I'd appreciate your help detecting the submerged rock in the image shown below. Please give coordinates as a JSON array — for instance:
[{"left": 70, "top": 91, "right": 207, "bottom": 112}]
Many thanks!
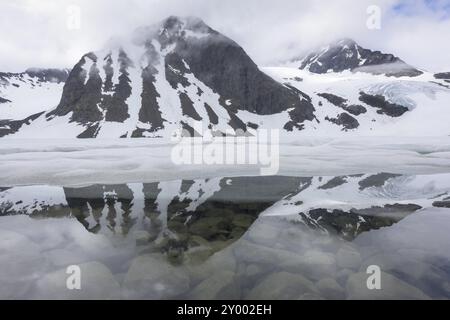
[
  {"left": 123, "top": 254, "right": 190, "bottom": 299},
  {"left": 316, "top": 278, "right": 345, "bottom": 300},
  {"left": 187, "top": 248, "right": 237, "bottom": 285},
  {"left": 132, "top": 230, "right": 154, "bottom": 246},
  {"left": 246, "top": 272, "right": 318, "bottom": 300},
  {"left": 234, "top": 240, "right": 301, "bottom": 267},
  {"left": 0, "top": 230, "right": 48, "bottom": 299},
  {"left": 336, "top": 246, "right": 362, "bottom": 270},
  {"left": 335, "top": 268, "right": 354, "bottom": 286},
  {"left": 188, "top": 216, "right": 232, "bottom": 240},
  {"left": 232, "top": 214, "right": 254, "bottom": 228},
  {"left": 281, "top": 249, "right": 337, "bottom": 281},
  {"left": 44, "top": 248, "right": 89, "bottom": 267},
  {"left": 187, "top": 270, "right": 240, "bottom": 300}
]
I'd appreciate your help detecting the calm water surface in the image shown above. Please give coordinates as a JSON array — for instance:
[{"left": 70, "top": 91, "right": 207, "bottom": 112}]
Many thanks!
[{"left": 1, "top": 174, "right": 450, "bottom": 299}]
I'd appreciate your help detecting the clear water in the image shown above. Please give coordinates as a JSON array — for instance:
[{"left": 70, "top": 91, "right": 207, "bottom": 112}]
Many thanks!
[{"left": 1, "top": 174, "right": 449, "bottom": 299}]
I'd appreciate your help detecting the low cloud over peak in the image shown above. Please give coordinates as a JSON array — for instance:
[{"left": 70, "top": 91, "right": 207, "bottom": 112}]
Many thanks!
[{"left": 0, "top": 0, "right": 449, "bottom": 73}]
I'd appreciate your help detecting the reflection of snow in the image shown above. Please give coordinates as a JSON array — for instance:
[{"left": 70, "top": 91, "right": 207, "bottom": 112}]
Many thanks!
[
  {"left": 0, "top": 185, "right": 67, "bottom": 214},
  {"left": 0, "top": 179, "right": 449, "bottom": 299},
  {"left": 262, "top": 173, "right": 450, "bottom": 217}
]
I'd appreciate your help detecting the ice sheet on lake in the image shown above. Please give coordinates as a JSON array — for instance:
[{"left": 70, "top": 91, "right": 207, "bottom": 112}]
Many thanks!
[{"left": 0, "top": 137, "right": 449, "bottom": 187}]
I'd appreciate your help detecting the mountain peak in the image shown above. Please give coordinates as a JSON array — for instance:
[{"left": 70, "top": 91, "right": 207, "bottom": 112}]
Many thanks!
[
  {"left": 333, "top": 38, "right": 358, "bottom": 47},
  {"left": 298, "top": 39, "right": 422, "bottom": 77},
  {"left": 131, "top": 16, "right": 217, "bottom": 48},
  {"left": 159, "top": 15, "right": 211, "bottom": 35},
  {"left": 161, "top": 15, "right": 207, "bottom": 29},
  {"left": 31, "top": 16, "right": 315, "bottom": 138}
]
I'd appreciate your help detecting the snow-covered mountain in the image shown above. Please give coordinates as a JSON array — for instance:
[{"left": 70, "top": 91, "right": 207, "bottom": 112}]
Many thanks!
[
  {"left": 293, "top": 38, "right": 423, "bottom": 77},
  {"left": 263, "top": 66, "right": 450, "bottom": 136},
  {"left": 265, "top": 40, "right": 450, "bottom": 136},
  {"left": 1, "top": 17, "right": 449, "bottom": 138},
  {"left": 0, "top": 68, "right": 69, "bottom": 137},
  {"left": 1, "top": 16, "right": 314, "bottom": 138}
]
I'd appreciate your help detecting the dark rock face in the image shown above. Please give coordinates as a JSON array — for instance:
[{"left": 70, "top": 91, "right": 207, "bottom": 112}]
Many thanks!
[
  {"left": 318, "top": 93, "right": 366, "bottom": 116},
  {"left": 432, "top": 200, "right": 450, "bottom": 208},
  {"left": 282, "top": 86, "right": 315, "bottom": 131},
  {"left": 165, "top": 52, "right": 192, "bottom": 89},
  {"left": 103, "top": 51, "right": 133, "bottom": 122},
  {"left": 77, "top": 123, "right": 100, "bottom": 138},
  {"left": 0, "top": 112, "right": 44, "bottom": 137},
  {"left": 227, "top": 109, "right": 247, "bottom": 132},
  {"left": 359, "top": 92, "right": 409, "bottom": 117},
  {"left": 137, "top": 63, "right": 165, "bottom": 135},
  {"left": 358, "top": 173, "right": 401, "bottom": 191},
  {"left": 434, "top": 72, "right": 450, "bottom": 80},
  {"left": 38, "top": 16, "right": 316, "bottom": 137},
  {"left": 300, "top": 38, "right": 422, "bottom": 77},
  {"left": 0, "top": 96, "right": 11, "bottom": 104},
  {"left": 326, "top": 113, "right": 359, "bottom": 130},
  {"left": 50, "top": 50, "right": 136, "bottom": 131},
  {"left": 103, "top": 55, "right": 114, "bottom": 92},
  {"left": 204, "top": 103, "right": 218, "bottom": 125},
  {"left": 158, "top": 18, "right": 315, "bottom": 129},
  {"left": 318, "top": 176, "right": 348, "bottom": 190},
  {"left": 146, "top": 16, "right": 315, "bottom": 132},
  {"left": 49, "top": 53, "right": 103, "bottom": 124},
  {"left": 179, "top": 92, "right": 202, "bottom": 121},
  {"left": 247, "top": 122, "right": 258, "bottom": 130},
  {"left": 344, "top": 104, "right": 367, "bottom": 116},
  {"left": 318, "top": 92, "right": 347, "bottom": 106},
  {"left": 179, "top": 37, "right": 311, "bottom": 116}
]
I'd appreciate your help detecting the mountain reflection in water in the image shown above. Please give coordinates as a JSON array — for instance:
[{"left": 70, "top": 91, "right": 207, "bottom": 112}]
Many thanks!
[
  {"left": 2, "top": 175, "right": 424, "bottom": 260},
  {"left": 1, "top": 173, "right": 450, "bottom": 299}
]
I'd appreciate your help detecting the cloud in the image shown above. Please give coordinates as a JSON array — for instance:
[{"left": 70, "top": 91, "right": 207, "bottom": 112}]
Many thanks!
[{"left": 0, "top": 0, "right": 449, "bottom": 73}]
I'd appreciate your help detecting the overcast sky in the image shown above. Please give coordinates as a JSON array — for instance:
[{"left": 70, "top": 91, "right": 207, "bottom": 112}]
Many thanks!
[{"left": 1, "top": 0, "right": 449, "bottom": 73}]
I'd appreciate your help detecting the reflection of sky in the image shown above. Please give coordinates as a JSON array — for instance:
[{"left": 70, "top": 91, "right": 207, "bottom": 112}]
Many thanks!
[{"left": 393, "top": 0, "right": 450, "bottom": 19}]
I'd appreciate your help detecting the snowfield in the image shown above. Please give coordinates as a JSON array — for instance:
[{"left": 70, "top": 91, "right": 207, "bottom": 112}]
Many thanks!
[
  {"left": 0, "top": 73, "right": 64, "bottom": 120},
  {"left": 2, "top": 65, "right": 450, "bottom": 138},
  {"left": 263, "top": 67, "right": 450, "bottom": 136}
]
